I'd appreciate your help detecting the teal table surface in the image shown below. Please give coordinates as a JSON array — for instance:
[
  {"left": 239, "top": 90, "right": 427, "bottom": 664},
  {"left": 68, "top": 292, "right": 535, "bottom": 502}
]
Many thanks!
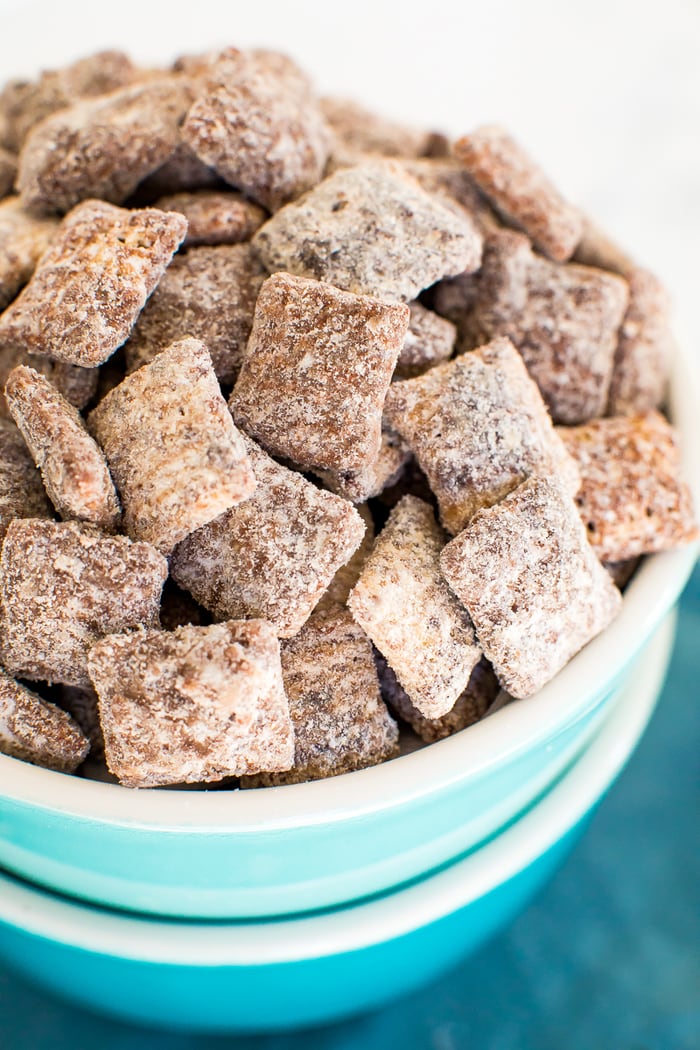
[{"left": 1, "top": 564, "right": 698, "bottom": 1050}]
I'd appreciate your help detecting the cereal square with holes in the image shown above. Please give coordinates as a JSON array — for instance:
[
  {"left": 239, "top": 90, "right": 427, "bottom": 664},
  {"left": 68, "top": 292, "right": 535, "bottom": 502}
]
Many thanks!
[
  {"left": 182, "top": 48, "right": 330, "bottom": 212},
  {"left": 170, "top": 436, "right": 366, "bottom": 638},
  {"left": 252, "top": 160, "right": 483, "bottom": 302},
  {"left": 348, "top": 495, "right": 482, "bottom": 719},
  {"left": 5, "top": 365, "right": 121, "bottom": 530},
  {"left": 0, "top": 671, "right": 90, "bottom": 772},
  {"left": 0, "top": 200, "right": 187, "bottom": 368},
  {"left": 231, "top": 272, "right": 409, "bottom": 472},
  {"left": 88, "top": 620, "right": 294, "bottom": 788},
  {"left": 89, "top": 338, "right": 255, "bottom": 554},
  {"left": 124, "top": 244, "right": 266, "bottom": 385},
  {"left": 559, "top": 411, "right": 698, "bottom": 562},
  {"left": 384, "top": 336, "right": 579, "bottom": 535},
  {"left": 454, "top": 125, "right": 583, "bottom": 262},
  {"left": 377, "top": 653, "right": 499, "bottom": 743},
  {"left": 440, "top": 476, "right": 622, "bottom": 699},
  {"left": 17, "top": 77, "right": 193, "bottom": 214},
  {"left": 242, "top": 607, "right": 399, "bottom": 786},
  {"left": 455, "top": 229, "right": 630, "bottom": 424},
  {"left": 0, "top": 519, "right": 168, "bottom": 687}
]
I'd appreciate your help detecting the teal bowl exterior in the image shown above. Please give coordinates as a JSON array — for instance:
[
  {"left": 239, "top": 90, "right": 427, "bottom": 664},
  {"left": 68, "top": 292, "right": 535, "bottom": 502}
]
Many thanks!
[{"left": 0, "top": 616, "right": 674, "bottom": 1032}]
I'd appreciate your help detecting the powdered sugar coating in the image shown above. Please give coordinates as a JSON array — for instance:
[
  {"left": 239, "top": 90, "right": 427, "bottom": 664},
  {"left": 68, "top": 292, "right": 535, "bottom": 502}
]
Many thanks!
[
  {"left": 17, "top": 77, "right": 193, "bottom": 214},
  {"left": 399, "top": 157, "right": 502, "bottom": 235},
  {"left": 454, "top": 125, "right": 583, "bottom": 262},
  {"left": 5, "top": 365, "right": 120, "bottom": 529},
  {"left": 0, "top": 671, "right": 89, "bottom": 772},
  {"left": 124, "top": 245, "right": 266, "bottom": 385},
  {"left": 0, "top": 51, "right": 138, "bottom": 154},
  {"left": 231, "top": 272, "right": 409, "bottom": 472},
  {"left": 182, "top": 49, "right": 330, "bottom": 212},
  {"left": 348, "top": 495, "right": 482, "bottom": 719},
  {"left": 0, "top": 519, "right": 168, "bottom": 687},
  {"left": 154, "top": 190, "right": 266, "bottom": 247},
  {"left": 0, "top": 197, "right": 58, "bottom": 310},
  {"left": 559, "top": 412, "right": 699, "bottom": 561},
  {"left": 0, "top": 200, "right": 187, "bottom": 368},
  {"left": 440, "top": 476, "right": 622, "bottom": 699},
  {"left": 0, "top": 345, "right": 96, "bottom": 419},
  {"left": 0, "top": 418, "right": 52, "bottom": 538},
  {"left": 317, "top": 503, "right": 374, "bottom": 611},
  {"left": 608, "top": 268, "right": 673, "bottom": 415},
  {"left": 242, "top": 607, "right": 398, "bottom": 786},
  {"left": 171, "top": 436, "right": 366, "bottom": 638},
  {"left": 455, "top": 230, "right": 629, "bottom": 424},
  {"left": 312, "top": 425, "right": 410, "bottom": 503},
  {"left": 377, "top": 653, "right": 499, "bottom": 743},
  {"left": 89, "top": 338, "right": 255, "bottom": 554},
  {"left": 88, "top": 619, "right": 294, "bottom": 788},
  {"left": 396, "top": 301, "right": 456, "bottom": 380},
  {"left": 384, "top": 337, "right": 580, "bottom": 535},
  {"left": 252, "top": 161, "right": 483, "bottom": 302}
]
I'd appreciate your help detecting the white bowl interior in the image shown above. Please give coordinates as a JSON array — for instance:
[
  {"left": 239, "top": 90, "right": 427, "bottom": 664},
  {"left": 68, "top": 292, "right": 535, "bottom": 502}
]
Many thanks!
[{"left": 0, "top": 611, "right": 676, "bottom": 963}]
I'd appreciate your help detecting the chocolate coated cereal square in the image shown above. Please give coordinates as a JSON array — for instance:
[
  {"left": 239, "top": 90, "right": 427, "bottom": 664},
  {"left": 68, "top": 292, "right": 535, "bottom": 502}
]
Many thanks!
[
  {"left": 348, "top": 495, "right": 482, "bottom": 718},
  {"left": 0, "top": 671, "right": 89, "bottom": 772},
  {"left": 0, "top": 200, "right": 187, "bottom": 368},
  {"left": 0, "top": 518, "right": 168, "bottom": 687},
  {"left": 440, "top": 476, "right": 622, "bottom": 698},
  {"left": 88, "top": 619, "right": 294, "bottom": 788},
  {"left": 89, "top": 337, "right": 255, "bottom": 553}
]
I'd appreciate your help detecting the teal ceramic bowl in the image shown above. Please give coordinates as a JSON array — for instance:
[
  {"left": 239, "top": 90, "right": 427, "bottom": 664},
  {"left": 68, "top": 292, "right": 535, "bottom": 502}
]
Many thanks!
[
  {"left": 0, "top": 613, "right": 675, "bottom": 1032},
  {"left": 0, "top": 352, "right": 697, "bottom": 920}
]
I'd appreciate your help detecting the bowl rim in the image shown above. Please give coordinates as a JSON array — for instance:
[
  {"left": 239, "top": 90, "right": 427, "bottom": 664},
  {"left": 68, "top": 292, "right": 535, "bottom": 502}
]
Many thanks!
[
  {"left": 0, "top": 348, "right": 697, "bottom": 831},
  {"left": 0, "top": 611, "right": 675, "bottom": 963}
]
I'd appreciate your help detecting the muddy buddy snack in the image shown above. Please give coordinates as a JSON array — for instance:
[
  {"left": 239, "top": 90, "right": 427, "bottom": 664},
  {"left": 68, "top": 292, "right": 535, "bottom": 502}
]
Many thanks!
[
  {"left": 182, "top": 48, "right": 330, "bottom": 212},
  {"left": 395, "top": 302, "right": 457, "bottom": 381},
  {"left": 0, "top": 418, "right": 52, "bottom": 538},
  {"left": 348, "top": 496, "right": 482, "bottom": 718},
  {"left": 154, "top": 190, "right": 266, "bottom": 247},
  {"left": 88, "top": 619, "right": 293, "bottom": 788},
  {"left": 243, "top": 607, "right": 399, "bottom": 786},
  {"left": 0, "top": 671, "right": 90, "bottom": 772},
  {"left": 0, "top": 197, "right": 58, "bottom": 310},
  {"left": 171, "top": 436, "right": 366, "bottom": 636},
  {"left": 231, "top": 272, "right": 409, "bottom": 472},
  {"left": 454, "top": 125, "right": 583, "bottom": 261},
  {"left": 89, "top": 338, "right": 255, "bottom": 553},
  {"left": 446, "top": 229, "right": 630, "bottom": 424},
  {"left": 384, "top": 337, "right": 579, "bottom": 535},
  {"left": 559, "top": 412, "right": 699, "bottom": 562},
  {"left": 0, "top": 43, "right": 696, "bottom": 788},
  {"left": 252, "top": 161, "right": 483, "bottom": 301},
  {"left": 0, "top": 519, "right": 167, "bottom": 687},
  {"left": 0, "top": 200, "right": 186, "bottom": 367},
  {"left": 377, "top": 654, "right": 500, "bottom": 743},
  {"left": 0, "top": 50, "right": 138, "bottom": 154},
  {"left": 17, "top": 78, "right": 193, "bottom": 215},
  {"left": 440, "top": 477, "right": 622, "bottom": 699},
  {"left": 5, "top": 365, "right": 121, "bottom": 530},
  {"left": 124, "top": 245, "right": 266, "bottom": 384}
]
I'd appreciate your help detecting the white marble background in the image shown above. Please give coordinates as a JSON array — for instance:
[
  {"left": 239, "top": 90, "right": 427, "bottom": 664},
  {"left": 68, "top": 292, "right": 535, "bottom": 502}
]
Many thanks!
[{"left": 1, "top": 0, "right": 699, "bottom": 358}]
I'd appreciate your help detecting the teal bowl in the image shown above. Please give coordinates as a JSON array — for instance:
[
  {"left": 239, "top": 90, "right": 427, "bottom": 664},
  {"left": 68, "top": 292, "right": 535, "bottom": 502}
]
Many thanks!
[{"left": 0, "top": 614, "right": 674, "bottom": 1032}]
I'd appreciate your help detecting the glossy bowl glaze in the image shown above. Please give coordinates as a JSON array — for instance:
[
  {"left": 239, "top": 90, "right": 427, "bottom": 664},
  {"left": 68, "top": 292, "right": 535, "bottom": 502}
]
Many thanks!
[
  {"left": 0, "top": 349, "right": 697, "bottom": 919},
  {"left": 0, "top": 613, "right": 675, "bottom": 1032}
]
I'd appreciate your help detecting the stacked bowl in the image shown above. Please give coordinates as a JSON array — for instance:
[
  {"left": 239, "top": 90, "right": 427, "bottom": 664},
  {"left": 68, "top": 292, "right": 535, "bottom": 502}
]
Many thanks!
[{"left": 0, "top": 345, "right": 697, "bottom": 1031}]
